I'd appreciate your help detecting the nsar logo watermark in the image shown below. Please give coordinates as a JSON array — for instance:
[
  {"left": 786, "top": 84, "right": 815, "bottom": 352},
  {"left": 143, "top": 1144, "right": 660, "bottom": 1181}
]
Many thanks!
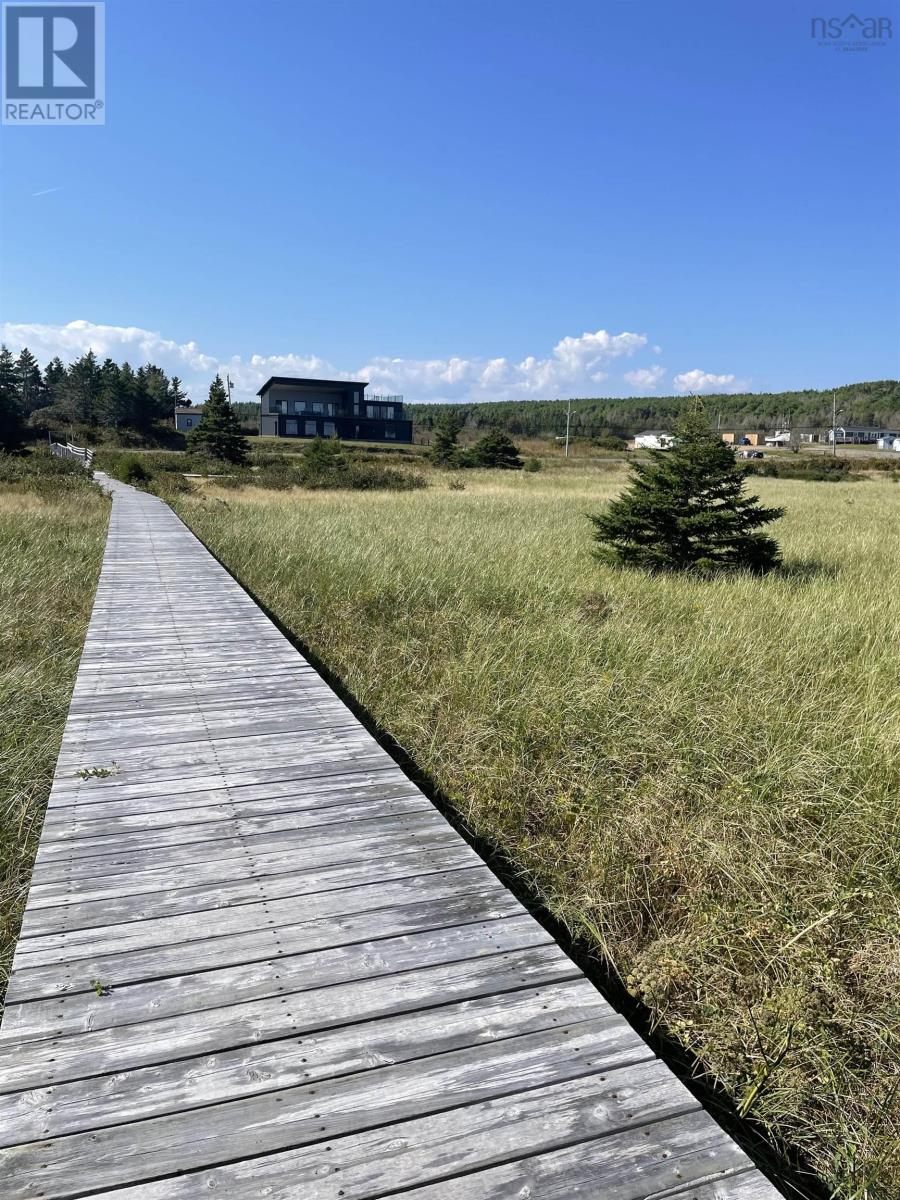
[
  {"left": 810, "top": 13, "right": 893, "bottom": 49},
  {"left": 3, "top": 3, "right": 104, "bottom": 125}
]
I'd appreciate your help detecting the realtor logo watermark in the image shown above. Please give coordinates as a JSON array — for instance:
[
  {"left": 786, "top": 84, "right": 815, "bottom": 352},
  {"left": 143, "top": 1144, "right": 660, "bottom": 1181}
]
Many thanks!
[
  {"left": 810, "top": 13, "right": 893, "bottom": 49},
  {"left": 3, "top": 3, "right": 104, "bottom": 124}
]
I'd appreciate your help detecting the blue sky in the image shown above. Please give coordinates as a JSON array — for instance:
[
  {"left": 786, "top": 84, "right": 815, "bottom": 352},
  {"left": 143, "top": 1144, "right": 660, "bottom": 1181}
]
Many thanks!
[{"left": 1, "top": 0, "right": 898, "bottom": 402}]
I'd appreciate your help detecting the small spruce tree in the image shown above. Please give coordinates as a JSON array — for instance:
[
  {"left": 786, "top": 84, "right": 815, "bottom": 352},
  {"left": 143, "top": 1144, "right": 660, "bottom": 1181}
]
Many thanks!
[
  {"left": 471, "top": 428, "right": 524, "bottom": 470},
  {"left": 431, "top": 409, "right": 463, "bottom": 466},
  {"left": 590, "top": 409, "right": 784, "bottom": 573},
  {"left": 188, "top": 375, "right": 249, "bottom": 465}
]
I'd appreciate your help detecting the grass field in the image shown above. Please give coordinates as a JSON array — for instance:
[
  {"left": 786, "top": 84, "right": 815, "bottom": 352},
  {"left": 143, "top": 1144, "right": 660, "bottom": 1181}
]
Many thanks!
[
  {"left": 173, "top": 465, "right": 899, "bottom": 1200},
  {"left": 0, "top": 461, "right": 109, "bottom": 1006}
]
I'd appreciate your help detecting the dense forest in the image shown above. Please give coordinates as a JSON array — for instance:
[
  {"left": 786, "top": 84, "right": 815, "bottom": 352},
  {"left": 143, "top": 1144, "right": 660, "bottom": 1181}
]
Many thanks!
[
  {"left": 0, "top": 346, "right": 260, "bottom": 450},
  {"left": 408, "top": 379, "right": 900, "bottom": 439}
]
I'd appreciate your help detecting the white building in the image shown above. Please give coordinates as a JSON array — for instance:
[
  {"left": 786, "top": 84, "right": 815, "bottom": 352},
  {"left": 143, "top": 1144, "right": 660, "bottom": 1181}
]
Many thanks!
[
  {"left": 633, "top": 431, "right": 676, "bottom": 450},
  {"left": 764, "top": 430, "right": 792, "bottom": 446},
  {"left": 874, "top": 432, "right": 900, "bottom": 450},
  {"left": 827, "top": 427, "right": 891, "bottom": 445}
]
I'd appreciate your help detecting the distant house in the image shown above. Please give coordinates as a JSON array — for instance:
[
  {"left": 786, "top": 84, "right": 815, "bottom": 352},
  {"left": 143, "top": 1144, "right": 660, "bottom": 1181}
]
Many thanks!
[
  {"left": 827, "top": 427, "right": 892, "bottom": 445},
  {"left": 175, "top": 406, "right": 203, "bottom": 432},
  {"left": 257, "top": 377, "right": 413, "bottom": 443},
  {"left": 764, "top": 430, "right": 792, "bottom": 447},
  {"left": 875, "top": 432, "right": 900, "bottom": 450},
  {"left": 633, "top": 431, "right": 675, "bottom": 450}
]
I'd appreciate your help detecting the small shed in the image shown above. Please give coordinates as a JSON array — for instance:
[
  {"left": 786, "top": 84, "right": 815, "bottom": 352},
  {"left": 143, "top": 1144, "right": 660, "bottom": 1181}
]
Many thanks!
[{"left": 175, "top": 407, "right": 203, "bottom": 432}]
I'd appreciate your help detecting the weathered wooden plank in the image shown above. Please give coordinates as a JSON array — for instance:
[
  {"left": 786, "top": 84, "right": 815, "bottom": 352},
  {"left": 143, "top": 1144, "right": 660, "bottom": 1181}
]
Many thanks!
[
  {"left": 0, "top": 977, "right": 603, "bottom": 1142},
  {"left": 374, "top": 1110, "right": 760, "bottom": 1200},
  {"left": 21, "top": 827, "right": 467, "bottom": 931},
  {"left": 23, "top": 812, "right": 455, "bottom": 908},
  {"left": 6, "top": 882, "right": 523, "bottom": 1003},
  {"left": 45, "top": 748, "right": 397, "bottom": 809},
  {"left": 33, "top": 793, "right": 434, "bottom": 870},
  {"left": 28, "top": 808, "right": 443, "bottom": 886},
  {"left": 0, "top": 1019, "right": 650, "bottom": 1198},
  {"left": 82, "top": 1063, "right": 706, "bottom": 1200},
  {"left": 11, "top": 864, "right": 497, "bottom": 970},
  {"left": 39, "top": 764, "right": 403, "bottom": 826},
  {"left": 2, "top": 913, "right": 550, "bottom": 1042},
  {"left": 37, "top": 776, "right": 425, "bottom": 845},
  {"left": 19, "top": 839, "right": 477, "bottom": 937}
]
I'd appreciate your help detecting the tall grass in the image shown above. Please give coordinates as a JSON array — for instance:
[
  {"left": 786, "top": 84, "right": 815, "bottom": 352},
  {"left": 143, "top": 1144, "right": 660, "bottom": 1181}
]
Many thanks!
[
  {"left": 175, "top": 468, "right": 899, "bottom": 1200},
  {"left": 0, "top": 462, "right": 109, "bottom": 1007}
]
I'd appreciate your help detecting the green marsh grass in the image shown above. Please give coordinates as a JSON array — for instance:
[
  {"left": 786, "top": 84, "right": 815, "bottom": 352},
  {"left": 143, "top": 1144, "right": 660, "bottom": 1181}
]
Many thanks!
[
  {"left": 174, "top": 467, "right": 899, "bottom": 1199},
  {"left": 0, "top": 468, "right": 109, "bottom": 1007}
]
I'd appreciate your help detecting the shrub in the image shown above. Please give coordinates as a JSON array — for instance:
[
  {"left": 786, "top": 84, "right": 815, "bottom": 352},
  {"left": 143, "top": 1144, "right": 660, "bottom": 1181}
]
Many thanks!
[
  {"left": 0, "top": 449, "right": 98, "bottom": 496},
  {"left": 119, "top": 455, "right": 151, "bottom": 485},
  {"left": 253, "top": 464, "right": 298, "bottom": 490},
  {"left": 523, "top": 457, "right": 542, "bottom": 472},
  {"left": 746, "top": 458, "right": 854, "bottom": 482},
  {"left": 469, "top": 429, "right": 524, "bottom": 470},
  {"left": 593, "top": 433, "right": 628, "bottom": 452}
]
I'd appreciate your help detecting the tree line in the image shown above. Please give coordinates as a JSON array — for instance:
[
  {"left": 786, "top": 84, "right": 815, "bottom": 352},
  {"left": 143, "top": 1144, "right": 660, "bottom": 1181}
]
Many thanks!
[
  {"left": 0, "top": 345, "right": 191, "bottom": 450},
  {"left": 408, "top": 379, "right": 900, "bottom": 440}
]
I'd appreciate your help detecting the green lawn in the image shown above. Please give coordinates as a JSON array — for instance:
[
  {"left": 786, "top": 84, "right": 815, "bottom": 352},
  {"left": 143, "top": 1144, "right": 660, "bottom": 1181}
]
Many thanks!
[{"left": 174, "top": 466, "right": 900, "bottom": 1200}]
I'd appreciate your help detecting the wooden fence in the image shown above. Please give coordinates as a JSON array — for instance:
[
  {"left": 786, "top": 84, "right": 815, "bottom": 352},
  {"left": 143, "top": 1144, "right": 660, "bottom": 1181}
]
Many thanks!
[{"left": 50, "top": 441, "right": 95, "bottom": 469}]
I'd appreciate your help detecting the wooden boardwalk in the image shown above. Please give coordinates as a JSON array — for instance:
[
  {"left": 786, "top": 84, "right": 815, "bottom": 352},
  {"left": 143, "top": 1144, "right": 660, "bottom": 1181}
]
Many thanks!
[{"left": 0, "top": 477, "right": 782, "bottom": 1199}]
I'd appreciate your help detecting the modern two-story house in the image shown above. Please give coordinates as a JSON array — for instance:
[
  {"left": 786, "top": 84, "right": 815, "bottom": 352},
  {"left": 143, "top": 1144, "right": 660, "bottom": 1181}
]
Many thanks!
[{"left": 257, "top": 377, "right": 413, "bottom": 443}]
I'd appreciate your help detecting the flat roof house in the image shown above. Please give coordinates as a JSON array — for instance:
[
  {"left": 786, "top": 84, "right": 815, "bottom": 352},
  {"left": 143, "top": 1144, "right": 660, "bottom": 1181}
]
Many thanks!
[
  {"left": 257, "top": 377, "right": 413, "bottom": 444},
  {"left": 175, "top": 406, "right": 203, "bottom": 432}
]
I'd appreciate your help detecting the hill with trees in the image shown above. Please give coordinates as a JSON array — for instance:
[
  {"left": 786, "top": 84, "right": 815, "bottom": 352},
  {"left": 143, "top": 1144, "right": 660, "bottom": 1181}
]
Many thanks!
[{"left": 408, "top": 379, "right": 900, "bottom": 440}]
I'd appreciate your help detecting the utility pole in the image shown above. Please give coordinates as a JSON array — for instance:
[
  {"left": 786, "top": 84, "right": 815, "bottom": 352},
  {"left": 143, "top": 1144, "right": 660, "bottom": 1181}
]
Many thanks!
[
  {"left": 564, "top": 397, "right": 572, "bottom": 458},
  {"left": 225, "top": 375, "right": 235, "bottom": 404},
  {"left": 832, "top": 390, "right": 837, "bottom": 458}
]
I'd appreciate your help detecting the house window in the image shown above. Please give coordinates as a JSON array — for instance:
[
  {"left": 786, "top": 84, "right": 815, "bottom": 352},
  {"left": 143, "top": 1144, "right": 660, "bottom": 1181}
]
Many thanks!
[
  {"left": 305, "top": 420, "right": 317, "bottom": 436},
  {"left": 384, "top": 430, "right": 396, "bottom": 439},
  {"left": 312, "top": 402, "right": 323, "bottom": 413},
  {"left": 285, "top": 419, "right": 298, "bottom": 436},
  {"left": 185, "top": 418, "right": 193, "bottom": 428},
  {"left": 323, "top": 421, "right": 335, "bottom": 437}
]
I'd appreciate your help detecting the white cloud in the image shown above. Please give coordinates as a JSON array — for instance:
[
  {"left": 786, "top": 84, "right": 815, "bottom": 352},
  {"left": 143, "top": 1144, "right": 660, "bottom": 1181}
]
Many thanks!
[
  {"left": 672, "top": 368, "right": 742, "bottom": 394},
  {"left": 624, "top": 365, "right": 666, "bottom": 391},
  {"left": 1, "top": 320, "right": 218, "bottom": 380},
  {"left": 0, "top": 319, "right": 664, "bottom": 403}
]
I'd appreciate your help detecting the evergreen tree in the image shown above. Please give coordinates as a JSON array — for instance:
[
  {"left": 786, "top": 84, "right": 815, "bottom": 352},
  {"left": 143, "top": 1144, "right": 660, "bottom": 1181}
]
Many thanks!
[
  {"left": 63, "top": 350, "right": 100, "bottom": 425},
  {"left": 15, "top": 348, "right": 46, "bottom": 414},
  {"left": 117, "top": 363, "right": 138, "bottom": 428},
  {"left": 43, "top": 357, "right": 68, "bottom": 409},
  {"left": 431, "top": 409, "right": 463, "bottom": 465},
  {"left": 168, "top": 376, "right": 189, "bottom": 408},
  {"left": 590, "top": 409, "right": 784, "bottom": 573},
  {"left": 96, "top": 359, "right": 126, "bottom": 428},
  {"left": 0, "top": 345, "right": 25, "bottom": 451},
  {"left": 470, "top": 429, "right": 523, "bottom": 469},
  {"left": 188, "top": 375, "right": 249, "bottom": 464},
  {"left": 141, "top": 364, "right": 172, "bottom": 425}
]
